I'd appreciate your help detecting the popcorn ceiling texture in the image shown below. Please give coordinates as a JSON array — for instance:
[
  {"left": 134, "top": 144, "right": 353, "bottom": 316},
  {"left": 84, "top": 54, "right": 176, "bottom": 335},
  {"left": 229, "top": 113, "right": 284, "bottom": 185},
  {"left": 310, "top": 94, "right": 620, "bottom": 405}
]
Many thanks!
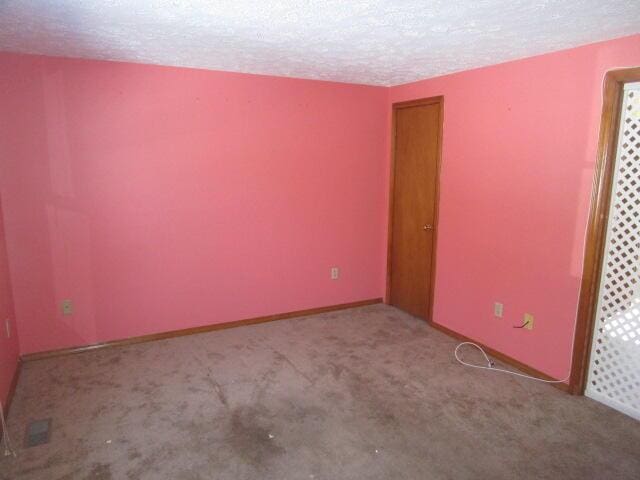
[{"left": 0, "top": 1, "right": 638, "bottom": 86}]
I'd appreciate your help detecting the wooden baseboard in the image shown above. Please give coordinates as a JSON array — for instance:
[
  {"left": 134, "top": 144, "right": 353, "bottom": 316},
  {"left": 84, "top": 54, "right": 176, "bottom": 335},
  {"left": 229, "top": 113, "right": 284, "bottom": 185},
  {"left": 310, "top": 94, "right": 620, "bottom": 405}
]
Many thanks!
[
  {"left": 427, "top": 320, "right": 571, "bottom": 393},
  {"left": 1, "top": 359, "right": 21, "bottom": 434},
  {"left": 21, "top": 298, "right": 383, "bottom": 362}
]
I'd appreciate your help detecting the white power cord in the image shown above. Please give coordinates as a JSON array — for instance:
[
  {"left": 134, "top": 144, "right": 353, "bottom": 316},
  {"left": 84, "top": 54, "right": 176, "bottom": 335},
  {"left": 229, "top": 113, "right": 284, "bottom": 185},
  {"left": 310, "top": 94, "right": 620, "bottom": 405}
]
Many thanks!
[
  {"left": 0, "top": 400, "right": 16, "bottom": 457},
  {"left": 454, "top": 342, "right": 570, "bottom": 384}
]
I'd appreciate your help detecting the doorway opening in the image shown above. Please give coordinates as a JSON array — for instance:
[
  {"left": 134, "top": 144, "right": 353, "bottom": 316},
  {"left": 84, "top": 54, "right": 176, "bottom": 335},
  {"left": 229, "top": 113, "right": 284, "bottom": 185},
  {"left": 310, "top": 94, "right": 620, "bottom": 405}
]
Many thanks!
[{"left": 571, "top": 68, "right": 640, "bottom": 416}]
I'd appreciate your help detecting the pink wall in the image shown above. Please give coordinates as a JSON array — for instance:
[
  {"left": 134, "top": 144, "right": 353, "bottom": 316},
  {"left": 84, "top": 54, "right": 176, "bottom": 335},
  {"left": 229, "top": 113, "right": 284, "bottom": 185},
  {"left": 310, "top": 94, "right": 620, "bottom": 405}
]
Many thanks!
[
  {"left": 0, "top": 34, "right": 638, "bottom": 380},
  {"left": 0, "top": 53, "right": 389, "bottom": 355},
  {"left": 0, "top": 197, "right": 19, "bottom": 406},
  {"left": 389, "top": 34, "right": 640, "bottom": 379}
]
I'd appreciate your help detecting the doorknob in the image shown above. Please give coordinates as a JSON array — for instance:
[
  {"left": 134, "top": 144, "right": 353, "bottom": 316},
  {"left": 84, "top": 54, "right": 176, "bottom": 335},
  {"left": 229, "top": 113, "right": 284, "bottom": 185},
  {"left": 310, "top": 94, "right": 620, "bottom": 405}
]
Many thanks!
[{"left": 423, "top": 224, "right": 433, "bottom": 230}]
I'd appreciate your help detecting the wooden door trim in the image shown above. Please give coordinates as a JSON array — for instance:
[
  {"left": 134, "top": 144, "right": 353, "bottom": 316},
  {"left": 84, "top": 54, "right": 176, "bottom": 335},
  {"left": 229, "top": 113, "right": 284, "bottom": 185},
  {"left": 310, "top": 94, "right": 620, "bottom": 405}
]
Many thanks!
[
  {"left": 570, "top": 67, "right": 640, "bottom": 394},
  {"left": 386, "top": 95, "right": 444, "bottom": 322}
]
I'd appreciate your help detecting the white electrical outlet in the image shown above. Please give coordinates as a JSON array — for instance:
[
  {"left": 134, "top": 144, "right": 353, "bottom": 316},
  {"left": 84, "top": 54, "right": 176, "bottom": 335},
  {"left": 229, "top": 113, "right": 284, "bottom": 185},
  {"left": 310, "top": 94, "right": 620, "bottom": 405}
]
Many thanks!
[
  {"left": 5, "top": 319, "right": 10, "bottom": 339},
  {"left": 494, "top": 302, "right": 504, "bottom": 318},
  {"left": 330, "top": 267, "right": 339, "bottom": 280},
  {"left": 62, "top": 299, "right": 73, "bottom": 316}
]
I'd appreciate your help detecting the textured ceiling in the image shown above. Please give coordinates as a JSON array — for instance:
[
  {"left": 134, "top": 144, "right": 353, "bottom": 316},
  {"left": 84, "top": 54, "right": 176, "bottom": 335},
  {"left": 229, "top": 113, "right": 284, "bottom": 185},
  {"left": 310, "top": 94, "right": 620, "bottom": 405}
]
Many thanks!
[{"left": 0, "top": 1, "right": 638, "bottom": 86}]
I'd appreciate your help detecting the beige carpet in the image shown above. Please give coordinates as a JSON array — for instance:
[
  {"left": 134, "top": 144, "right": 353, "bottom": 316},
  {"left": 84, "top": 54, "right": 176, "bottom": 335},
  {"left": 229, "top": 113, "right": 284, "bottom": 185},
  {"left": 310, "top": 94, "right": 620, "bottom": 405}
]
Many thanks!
[{"left": 1, "top": 304, "right": 639, "bottom": 479}]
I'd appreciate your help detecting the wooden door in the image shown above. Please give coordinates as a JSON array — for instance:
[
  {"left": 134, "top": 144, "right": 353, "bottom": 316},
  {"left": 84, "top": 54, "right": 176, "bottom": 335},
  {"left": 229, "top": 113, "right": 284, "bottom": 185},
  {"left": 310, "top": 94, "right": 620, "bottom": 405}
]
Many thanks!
[{"left": 388, "top": 97, "right": 442, "bottom": 320}]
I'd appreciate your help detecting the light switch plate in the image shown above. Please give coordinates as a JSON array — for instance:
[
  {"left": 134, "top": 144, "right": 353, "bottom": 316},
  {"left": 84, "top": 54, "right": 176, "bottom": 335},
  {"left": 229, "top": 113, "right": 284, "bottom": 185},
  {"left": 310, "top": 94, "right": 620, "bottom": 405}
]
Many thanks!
[{"left": 494, "top": 302, "right": 504, "bottom": 318}]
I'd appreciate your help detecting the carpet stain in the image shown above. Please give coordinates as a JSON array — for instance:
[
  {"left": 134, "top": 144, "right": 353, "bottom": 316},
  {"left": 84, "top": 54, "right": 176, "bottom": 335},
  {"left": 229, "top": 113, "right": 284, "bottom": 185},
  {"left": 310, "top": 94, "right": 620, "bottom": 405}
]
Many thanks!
[
  {"left": 128, "top": 447, "right": 142, "bottom": 461},
  {"left": 226, "top": 406, "right": 285, "bottom": 469}
]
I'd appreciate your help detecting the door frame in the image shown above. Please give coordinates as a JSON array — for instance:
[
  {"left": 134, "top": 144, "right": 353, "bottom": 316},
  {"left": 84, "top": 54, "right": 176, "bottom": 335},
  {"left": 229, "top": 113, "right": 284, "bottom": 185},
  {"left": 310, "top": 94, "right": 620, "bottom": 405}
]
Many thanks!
[
  {"left": 570, "top": 67, "right": 640, "bottom": 394},
  {"left": 385, "top": 96, "right": 444, "bottom": 322}
]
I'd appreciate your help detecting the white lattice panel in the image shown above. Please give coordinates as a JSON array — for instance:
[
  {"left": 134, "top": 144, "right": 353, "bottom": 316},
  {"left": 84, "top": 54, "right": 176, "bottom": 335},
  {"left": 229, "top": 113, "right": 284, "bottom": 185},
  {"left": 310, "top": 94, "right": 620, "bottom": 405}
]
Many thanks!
[{"left": 586, "top": 82, "right": 640, "bottom": 421}]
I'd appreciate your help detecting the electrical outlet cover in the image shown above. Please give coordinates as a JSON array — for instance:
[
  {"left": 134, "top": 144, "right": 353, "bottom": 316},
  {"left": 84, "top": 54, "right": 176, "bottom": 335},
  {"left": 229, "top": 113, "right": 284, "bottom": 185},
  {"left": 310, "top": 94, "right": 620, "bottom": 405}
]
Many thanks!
[
  {"left": 62, "top": 299, "right": 73, "bottom": 316},
  {"left": 494, "top": 302, "right": 504, "bottom": 318},
  {"left": 524, "top": 313, "right": 534, "bottom": 330}
]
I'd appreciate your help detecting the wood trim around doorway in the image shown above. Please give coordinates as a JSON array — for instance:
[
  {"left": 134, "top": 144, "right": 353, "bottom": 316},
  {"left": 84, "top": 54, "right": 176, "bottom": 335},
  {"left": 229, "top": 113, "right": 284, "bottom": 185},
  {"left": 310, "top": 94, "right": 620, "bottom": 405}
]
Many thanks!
[
  {"left": 385, "top": 96, "right": 444, "bottom": 322},
  {"left": 570, "top": 67, "right": 640, "bottom": 395}
]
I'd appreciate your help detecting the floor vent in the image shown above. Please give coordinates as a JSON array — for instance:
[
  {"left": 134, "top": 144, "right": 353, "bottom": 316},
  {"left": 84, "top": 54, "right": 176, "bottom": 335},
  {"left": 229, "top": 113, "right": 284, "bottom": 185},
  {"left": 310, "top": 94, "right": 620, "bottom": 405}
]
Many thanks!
[{"left": 25, "top": 419, "right": 52, "bottom": 447}]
